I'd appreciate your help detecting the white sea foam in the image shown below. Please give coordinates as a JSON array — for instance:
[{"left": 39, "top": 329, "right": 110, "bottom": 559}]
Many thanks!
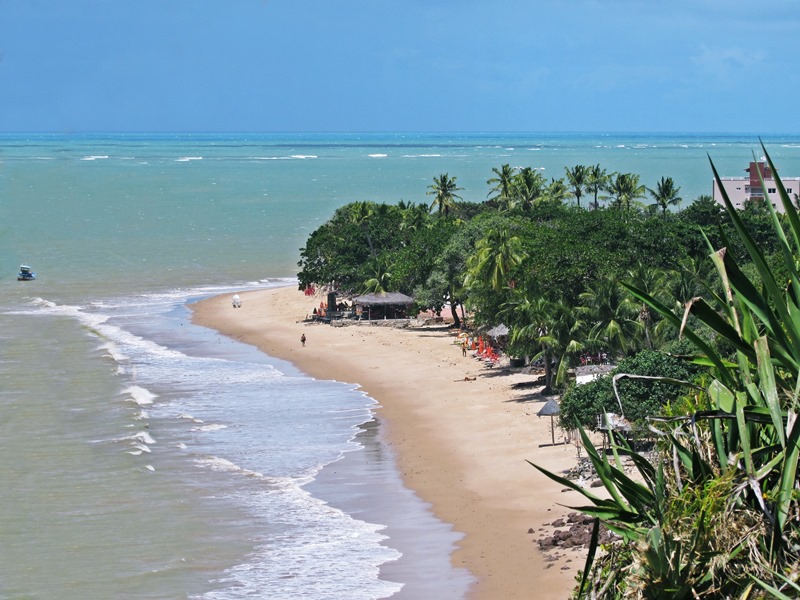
[
  {"left": 81, "top": 155, "right": 109, "bottom": 161},
  {"left": 193, "top": 423, "right": 228, "bottom": 432},
  {"left": 290, "top": 155, "right": 317, "bottom": 159},
  {"left": 176, "top": 156, "right": 203, "bottom": 162},
  {"left": 123, "top": 385, "right": 157, "bottom": 406},
  {"left": 100, "top": 340, "right": 128, "bottom": 362},
  {"left": 198, "top": 468, "right": 403, "bottom": 600},
  {"left": 29, "top": 297, "right": 57, "bottom": 309},
  {"left": 179, "top": 414, "right": 204, "bottom": 423},
  {"left": 129, "top": 430, "right": 156, "bottom": 445},
  {"left": 368, "top": 153, "right": 387, "bottom": 158},
  {"left": 196, "top": 455, "right": 268, "bottom": 480}
]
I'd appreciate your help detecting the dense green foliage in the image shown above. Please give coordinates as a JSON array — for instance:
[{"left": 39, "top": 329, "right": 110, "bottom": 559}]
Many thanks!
[
  {"left": 534, "top": 145, "right": 800, "bottom": 598},
  {"left": 559, "top": 350, "right": 698, "bottom": 430},
  {"left": 297, "top": 162, "right": 790, "bottom": 380}
]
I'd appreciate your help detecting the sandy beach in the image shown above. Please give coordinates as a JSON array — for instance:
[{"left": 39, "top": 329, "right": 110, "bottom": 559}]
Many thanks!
[{"left": 192, "top": 286, "right": 587, "bottom": 599}]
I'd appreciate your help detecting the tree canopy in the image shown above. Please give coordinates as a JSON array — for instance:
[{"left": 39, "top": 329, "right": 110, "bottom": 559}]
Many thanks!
[{"left": 296, "top": 158, "right": 787, "bottom": 391}]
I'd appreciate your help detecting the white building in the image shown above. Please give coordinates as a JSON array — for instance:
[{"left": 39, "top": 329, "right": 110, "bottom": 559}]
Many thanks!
[{"left": 713, "top": 161, "right": 800, "bottom": 213}]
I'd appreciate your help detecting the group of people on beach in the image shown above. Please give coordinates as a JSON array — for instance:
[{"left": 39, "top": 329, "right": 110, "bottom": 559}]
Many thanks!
[{"left": 579, "top": 351, "right": 608, "bottom": 366}]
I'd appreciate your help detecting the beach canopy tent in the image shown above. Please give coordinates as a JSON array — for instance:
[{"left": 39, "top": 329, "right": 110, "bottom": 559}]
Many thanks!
[
  {"left": 351, "top": 292, "right": 414, "bottom": 320},
  {"left": 486, "top": 323, "right": 509, "bottom": 338},
  {"left": 485, "top": 323, "right": 510, "bottom": 354}
]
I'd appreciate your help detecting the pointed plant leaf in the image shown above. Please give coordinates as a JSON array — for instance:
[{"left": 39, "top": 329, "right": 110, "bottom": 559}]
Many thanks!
[
  {"left": 775, "top": 405, "right": 800, "bottom": 535},
  {"left": 527, "top": 460, "right": 603, "bottom": 504},
  {"left": 755, "top": 336, "right": 786, "bottom": 446},
  {"left": 623, "top": 282, "right": 734, "bottom": 385},
  {"left": 709, "top": 379, "right": 735, "bottom": 412},
  {"left": 577, "top": 518, "right": 600, "bottom": 600},
  {"left": 710, "top": 157, "right": 785, "bottom": 306},
  {"left": 688, "top": 296, "right": 753, "bottom": 357}
]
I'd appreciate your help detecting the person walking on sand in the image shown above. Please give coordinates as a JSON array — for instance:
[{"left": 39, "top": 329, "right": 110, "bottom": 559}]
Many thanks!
[
  {"left": 232, "top": 294, "right": 241, "bottom": 308},
  {"left": 300, "top": 334, "right": 306, "bottom": 347},
  {"left": 462, "top": 339, "right": 468, "bottom": 357}
]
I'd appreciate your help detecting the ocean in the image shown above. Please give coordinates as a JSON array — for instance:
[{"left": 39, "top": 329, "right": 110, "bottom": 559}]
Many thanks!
[{"left": 1, "top": 132, "right": 800, "bottom": 599}]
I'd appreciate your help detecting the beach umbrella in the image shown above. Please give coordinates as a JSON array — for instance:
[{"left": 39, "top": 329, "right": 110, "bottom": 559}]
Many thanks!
[
  {"left": 487, "top": 323, "right": 509, "bottom": 338},
  {"left": 537, "top": 398, "right": 561, "bottom": 445}
]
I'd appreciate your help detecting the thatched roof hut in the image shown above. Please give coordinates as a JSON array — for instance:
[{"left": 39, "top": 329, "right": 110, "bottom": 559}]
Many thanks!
[
  {"left": 351, "top": 292, "right": 414, "bottom": 306},
  {"left": 351, "top": 292, "right": 415, "bottom": 320}
]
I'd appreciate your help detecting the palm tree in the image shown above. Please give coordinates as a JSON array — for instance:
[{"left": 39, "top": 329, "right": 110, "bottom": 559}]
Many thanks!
[
  {"left": 578, "top": 278, "right": 640, "bottom": 359},
  {"left": 648, "top": 176, "right": 683, "bottom": 215},
  {"left": 502, "top": 293, "right": 583, "bottom": 394},
  {"left": 510, "top": 167, "right": 545, "bottom": 211},
  {"left": 565, "top": 164, "right": 589, "bottom": 208},
  {"left": 662, "top": 256, "right": 715, "bottom": 318},
  {"left": 398, "top": 201, "right": 429, "bottom": 242},
  {"left": 468, "top": 226, "right": 526, "bottom": 291},
  {"left": 586, "top": 164, "right": 611, "bottom": 209},
  {"left": 607, "top": 172, "right": 646, "bottom": 212},
  {"left": 544, "top": 177, "right": 568, "bottom": 205},
  {"left": 427, "top": 173, "right": 462, "bottom": 218},
  {"left": 362, "top": 258, "right": 392, "bottom": 294},
  {"left": 487, "top": 164, "right": 517, "bottom": 205},
  {"left": 624, "top": 262, "right": 670, "bottom": 350},
  {"left": 348, "top": 200, "right": 377, "bottom": 258}
]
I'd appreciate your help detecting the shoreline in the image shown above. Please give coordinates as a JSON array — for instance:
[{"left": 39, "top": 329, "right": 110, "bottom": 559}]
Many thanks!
[
  {"left": 305, "top": 417, "right": 475, "bottom": 598},
  {"left": 191, "top": 286, "right": 585, "bottom": 599}
]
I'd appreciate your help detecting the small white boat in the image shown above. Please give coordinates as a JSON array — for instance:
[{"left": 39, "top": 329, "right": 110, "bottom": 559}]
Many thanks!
[{"left": 17, "top": 265, "right": 36, "bottom": 281}]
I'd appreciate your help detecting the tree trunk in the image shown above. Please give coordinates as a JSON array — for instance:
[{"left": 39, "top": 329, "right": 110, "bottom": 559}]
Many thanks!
[
  {"left": 451, "top": 301, "right": 462, "bottom": 329},
  {"left": 542, "top": 347, "right": 553, "bottom": 394},
  {"left": 365, "top": 230, "right": 376, "bottom": 259}
]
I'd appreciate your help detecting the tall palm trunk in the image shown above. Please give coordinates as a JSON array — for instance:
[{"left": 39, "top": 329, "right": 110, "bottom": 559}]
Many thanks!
[{"left": 542, "top": 346, "right": 554, "bottom": 394}]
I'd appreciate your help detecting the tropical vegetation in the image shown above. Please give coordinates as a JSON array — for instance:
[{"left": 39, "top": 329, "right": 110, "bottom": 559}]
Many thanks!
[
  {"left": 534, "top": 144, "right": 800, "bottom": 597},
  {"left": 298, "top": 159, "right": 783, "bottom": 400},
  {"left": 297, "top": 143, "right": 800, "bottom": 596}
]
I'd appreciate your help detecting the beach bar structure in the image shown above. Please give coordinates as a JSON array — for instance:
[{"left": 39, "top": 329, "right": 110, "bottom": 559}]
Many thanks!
[{"left": 351, "top": 292, "right": 414, "bottom": 320}]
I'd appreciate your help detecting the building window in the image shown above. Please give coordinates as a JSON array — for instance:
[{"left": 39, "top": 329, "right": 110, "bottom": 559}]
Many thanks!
[{"left": 768, "top": 188, "right": 776, "bottom": 194}]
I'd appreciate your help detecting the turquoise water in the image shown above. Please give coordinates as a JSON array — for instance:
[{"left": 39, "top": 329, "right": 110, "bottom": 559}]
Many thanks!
[{"left": 1, "top": 132, "right": 799, "bottom": 599}]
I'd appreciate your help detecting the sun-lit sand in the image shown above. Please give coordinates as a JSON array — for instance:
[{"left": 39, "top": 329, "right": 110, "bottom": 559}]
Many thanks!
[{"left": 192, "top": 286, "right": 588, "bottom": 599}]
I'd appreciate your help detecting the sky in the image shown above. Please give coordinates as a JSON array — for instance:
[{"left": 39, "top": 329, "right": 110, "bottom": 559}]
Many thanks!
[{"left": 0, "top": 0, "right": 798, "bottom": 133}]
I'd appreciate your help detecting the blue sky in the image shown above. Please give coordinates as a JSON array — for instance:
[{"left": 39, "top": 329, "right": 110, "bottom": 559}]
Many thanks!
[{"left": 0, "top": 0, "right": 798, "bottom": 133}]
